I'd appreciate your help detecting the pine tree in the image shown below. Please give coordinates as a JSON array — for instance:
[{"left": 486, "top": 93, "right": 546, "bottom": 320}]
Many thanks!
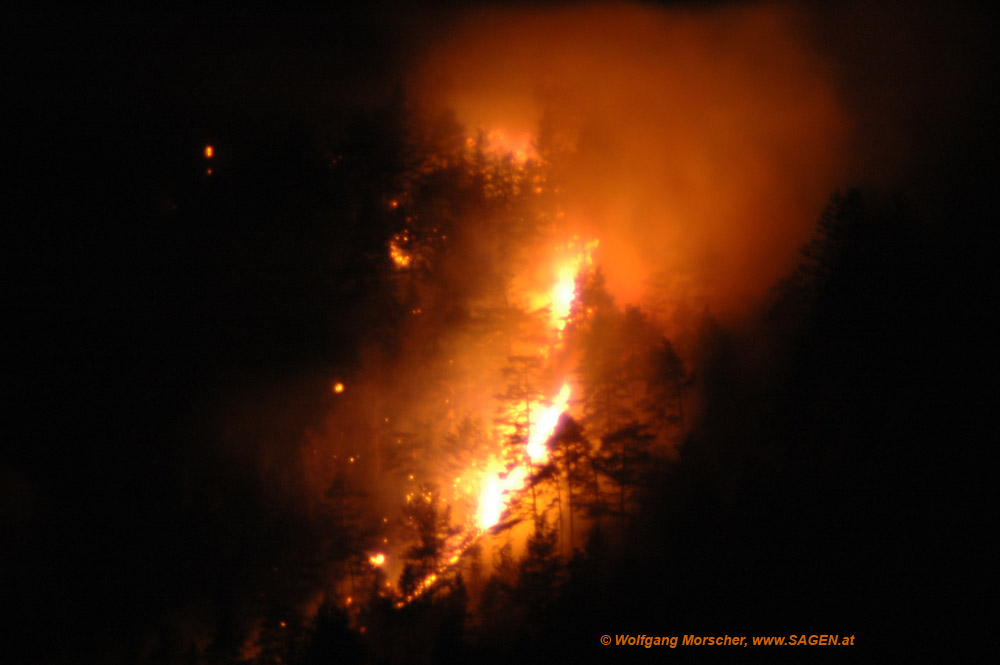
[
  {"left": 598, "top": 421, "right": 654, "bottom": 543},
  {"left": 399, "top": 483, "right": 461, "bottom": 598},
  {"left": 548, "top": 414, "right": 596, "bottom": 555}
]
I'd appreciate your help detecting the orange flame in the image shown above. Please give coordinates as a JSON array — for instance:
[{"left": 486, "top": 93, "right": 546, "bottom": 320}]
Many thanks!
[
  {"left": 525, "top": 382, "right": 571, "bottom": 464},
  {"left": 529, "top": 238, "right": 598, "bottom": 330},
  {"left": 476, "top": 463, "right": 528, "bottom": 530}
]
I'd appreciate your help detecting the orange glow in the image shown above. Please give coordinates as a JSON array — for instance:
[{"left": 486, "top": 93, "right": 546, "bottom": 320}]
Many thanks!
[
  {"left": 410, "top": 5, "right": 849, "bottom": 317},
  {"left": 301, "top": 1, "right": 860, "bottom": 618},
  {"left": 485, "top": 128, "right": 535, "bottom": 163},
  {"left": 551, "top": 268, "right": 576, "bottom": 329},
  {"left": 203, "top": 145, "right": 214, "bottom": 159}
]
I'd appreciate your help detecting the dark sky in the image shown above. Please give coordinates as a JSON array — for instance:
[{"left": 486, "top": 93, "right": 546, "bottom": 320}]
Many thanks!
[
  {"left": 3, "top": 3, "right": 994, "bottom": 662},
  {"left": 5, "top": 8, "right": 406, "bottom": 659}
]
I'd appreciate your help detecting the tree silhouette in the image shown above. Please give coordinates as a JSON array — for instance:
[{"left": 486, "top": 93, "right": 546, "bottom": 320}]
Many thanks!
[
  {"left": 598, "top": 421, "right": 654, "bottom": 542},
  {"left": 643, "top": 337, "right": 691, "bottom": 446},
  {"left": 548, "top": 414, "right": 597, "bottom": 555},
  {"left": 295, "top": 599, "right": 364, "bottom": 665},
  {"left": 399, "top": 483, "right": 461, "bottom": 598}
]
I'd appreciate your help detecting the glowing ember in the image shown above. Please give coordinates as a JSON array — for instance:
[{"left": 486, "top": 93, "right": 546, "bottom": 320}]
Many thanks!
[
  {"left": 389, "top": 231, "right": 412, "bottom": 269},
  {"left": 333, "top": 381, "right": 345, "bottom": 394},
  {"left": 369, "top": 553, "right": 385, "bottom": 566},
  {"left": 203, "top": 144, "right": 214, "bottom": 158}
]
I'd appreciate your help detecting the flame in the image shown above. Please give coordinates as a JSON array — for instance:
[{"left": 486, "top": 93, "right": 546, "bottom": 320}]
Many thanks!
[
  {"left": 530, "top": 238, "right": 598, "bottom": 330},
  {"left": 386, "top": 236, "right": 593, "bottom": 604},
  {"left": 551, "top": 267, "right": 577, "bottom": 329},
  {"left": 203, "top": 144, "right": 214, "bottom": 158},
  {"left": 525, "top": 382, "right": 571, "bottom": 464},
  {"left": 333, "top": 381, "right": 345, "bottom": 394},
  {"left": 369, "top": 553, "right": 386, "bottom": 566},
  {"left": 476, "top": 462, "right": 528, "bottom": 530},
  {"left": 472, "top": 382, "right": 571, "bottom": 531},
  {"left": 471, "top": 243, "right": 591, "bottom": 530}
]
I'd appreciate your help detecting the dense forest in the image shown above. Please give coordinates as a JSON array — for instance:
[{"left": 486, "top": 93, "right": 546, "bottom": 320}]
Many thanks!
[{"left": 5, "top": 3, "right": 992, "bottom": 664}]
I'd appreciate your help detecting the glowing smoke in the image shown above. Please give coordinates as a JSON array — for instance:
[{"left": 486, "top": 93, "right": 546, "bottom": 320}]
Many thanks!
[{"left": 409, "top": 3, "right": 850, "bottom": 319}]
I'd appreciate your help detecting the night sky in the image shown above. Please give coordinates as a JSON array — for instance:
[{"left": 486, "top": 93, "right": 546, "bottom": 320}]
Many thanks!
[{"left": 4, "top": 3, "right": 994, "bottom": 663}]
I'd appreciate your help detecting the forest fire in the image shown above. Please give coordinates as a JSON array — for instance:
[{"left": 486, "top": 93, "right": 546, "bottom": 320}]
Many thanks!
[
  {"left": 15, "top": 1, "right": 989, "bottom": 663},
  {"left": 388, "top": 239, "right": 589, "bottom": 604},
  {"left": 284, "top": 0, "right": 859, "bottom": 640}
]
